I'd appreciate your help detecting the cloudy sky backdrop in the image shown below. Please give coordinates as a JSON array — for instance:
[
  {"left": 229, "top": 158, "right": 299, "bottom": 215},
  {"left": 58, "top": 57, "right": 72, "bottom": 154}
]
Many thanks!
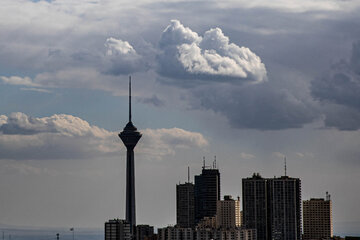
[{"left": 1, "top": 0, "right": 360, "bottom": 236}]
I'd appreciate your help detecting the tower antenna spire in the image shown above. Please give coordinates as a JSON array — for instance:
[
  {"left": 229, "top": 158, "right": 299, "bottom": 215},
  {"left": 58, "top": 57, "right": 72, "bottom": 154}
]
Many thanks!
[
  {"left": 188, "top": 166, "right": 190, "bottom": 183},
  {"left": 129, "top": 76, "right": 132, "bottom": 122},
  {"left": 284, "top": 156, "right": 287, "bottom": 176}
]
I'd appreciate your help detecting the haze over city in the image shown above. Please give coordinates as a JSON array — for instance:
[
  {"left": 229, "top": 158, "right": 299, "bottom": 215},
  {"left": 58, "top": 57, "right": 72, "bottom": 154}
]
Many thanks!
[{"left": 0, "top": 0, "right": 360, "bottom": 238}]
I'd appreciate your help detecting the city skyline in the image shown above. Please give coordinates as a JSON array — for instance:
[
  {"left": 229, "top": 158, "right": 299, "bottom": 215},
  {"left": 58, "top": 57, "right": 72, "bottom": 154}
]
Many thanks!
[{"left": 0, "top": 0, "right": 360, "bottom": 237}]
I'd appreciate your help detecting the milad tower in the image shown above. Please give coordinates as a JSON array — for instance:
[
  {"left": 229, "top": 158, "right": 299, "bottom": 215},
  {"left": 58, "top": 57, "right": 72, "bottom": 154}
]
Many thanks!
[{"left": 119, "top": 77, "right": 142, "bottom": 238}]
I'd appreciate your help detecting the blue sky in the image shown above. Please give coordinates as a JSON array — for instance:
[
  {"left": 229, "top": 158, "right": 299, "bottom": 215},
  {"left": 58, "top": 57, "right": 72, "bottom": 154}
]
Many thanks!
[{"left": 1, "top": 0, "right": 360, "bottom": 236}]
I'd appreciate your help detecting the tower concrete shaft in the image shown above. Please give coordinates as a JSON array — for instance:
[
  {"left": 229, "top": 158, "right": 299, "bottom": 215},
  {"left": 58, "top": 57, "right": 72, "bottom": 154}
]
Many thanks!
[{"left": 119, "top": 77, "right": 142, "bottom": 237}]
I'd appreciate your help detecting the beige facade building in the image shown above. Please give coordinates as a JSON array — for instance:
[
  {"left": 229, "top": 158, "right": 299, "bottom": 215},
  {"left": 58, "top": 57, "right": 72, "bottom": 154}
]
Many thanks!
[
  {"left": 303, "top": 193, "right": 333, "bottom": 240},
  {"left": 216, "top": 195, "right": 241, "bottom": 229}
]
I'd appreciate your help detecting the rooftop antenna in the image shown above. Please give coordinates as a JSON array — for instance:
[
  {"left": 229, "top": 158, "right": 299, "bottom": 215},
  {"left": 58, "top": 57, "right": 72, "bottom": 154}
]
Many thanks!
[
  {"left": 326, "top": 191, "right": 331, "bottom": 201},
  {"left": 203, "top": 156, "right": 205, "bottom": 169},
  {"left": 188, "top": 166, "right": 190, "bottom": 183},
  {"left": 214, "top": 155, "right": 217, "bottom": 169},
  {"left": 129, "top": 76, "right": 132, "bottom": 122},
  {"left": 284, "top": 156, "right": 287, "bottom": 176}
]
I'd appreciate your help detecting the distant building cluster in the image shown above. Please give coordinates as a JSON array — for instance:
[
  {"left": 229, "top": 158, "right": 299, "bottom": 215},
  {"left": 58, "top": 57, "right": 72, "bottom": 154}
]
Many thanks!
[
  {"left": 105, "top": 160, "right": 338, "bottom": 240},
  {"left": 104, "top": 82, "right": 338, "bottom": 240},
  {"left": 172, "top": 166, "right": 303, "bottom": 240}
]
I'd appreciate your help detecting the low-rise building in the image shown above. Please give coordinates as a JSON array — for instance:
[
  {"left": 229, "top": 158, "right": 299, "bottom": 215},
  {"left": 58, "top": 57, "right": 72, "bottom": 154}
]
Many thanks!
[
  {"left": 105, "top": 219, "right": 131, "bottom": 240},
  {"left": 136, "top": 224, "right": 154, "bottom": 240},
  {"left": 158, "top": 226, "right": 194, "bottom": 240},
  {"left": 158, "top": 226, "right": 256, "bottom": 240}
]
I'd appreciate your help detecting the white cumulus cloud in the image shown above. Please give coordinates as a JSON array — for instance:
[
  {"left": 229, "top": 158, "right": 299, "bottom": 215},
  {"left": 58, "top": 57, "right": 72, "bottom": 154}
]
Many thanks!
[
  {"left": 240, "top": 152, "right": 255, "bottom": 160},
  {"left": 103, "top": 37, "right": 145, "bottom": 75},
  {"left": 158, "top": 20, "right": 267, "bottom": 85},
  {"left": 0, "top": 113, "right": 207, "bottom": 160},
  {"left": 105, "top": 37, "right": 137, "bottom": 56},
  {"left": 0, "top": 76, "right": 39, "bottom": 87},
  {"left": 139, "top": 128, "right": 208, "bottom": 160}
]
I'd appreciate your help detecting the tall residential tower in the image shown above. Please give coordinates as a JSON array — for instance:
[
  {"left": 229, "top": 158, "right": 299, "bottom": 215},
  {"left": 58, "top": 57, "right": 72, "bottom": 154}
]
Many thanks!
[
  {"left": 119, "top": 77, "right": 142, "bottom": 237},
  {"left": 242, "top": 173, "right": 268, "bottom": 240},
  {"left": 242, "top": 173, "right": 301, "bottom": 240},
  {"left": 194, "top": 163, "right": 220, "bottom": 224},
  {"left": 176, "top": 175, "right": 195, "bottom": 228},
  {"left": 267, "top": 176, "right": 301, "bottom": 240}
]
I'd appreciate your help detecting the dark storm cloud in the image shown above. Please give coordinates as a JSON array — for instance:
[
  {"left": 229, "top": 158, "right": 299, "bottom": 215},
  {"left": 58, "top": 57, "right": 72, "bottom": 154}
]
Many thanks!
[
  {"left": 322, "top": 104, "right": 360, "bottom": 131},
  {"left": 311, "top": 41, "right": 360, "bottom": 109},
  {"left": 313, "top": 70, "right": 360, "bottom": 108},
  {"left": 311, "top": 41, "right": 360, "bottom": 129},
  {"left": 193, "top": 83, "right": 317, "bottom": 130}
]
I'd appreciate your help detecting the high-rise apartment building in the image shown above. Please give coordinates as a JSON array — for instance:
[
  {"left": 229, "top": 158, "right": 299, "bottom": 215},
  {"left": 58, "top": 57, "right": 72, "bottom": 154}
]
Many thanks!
[
  {"left": 216, "top": 195, "right": 241, "bottom": 229},
  {"left": 177, "top": 182, "right": 195, "bottom": 228},
  {"left": 303, "top": 193, "right": 333, "bottom": 240},
  {"left": 105, "top": 219, "right": 131, "bottom": 240},
  {"left": 242, "top": 174, "right": 302, "bottom": 240},
  {"left": 267, "top": 176, "right": 301, "bottom": 240},
  {"left": 242, "top": 173, "right": 268, "bottom": 240},
  {"left": 194, "top": 167, "right": 220, "bottom": 224}
]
